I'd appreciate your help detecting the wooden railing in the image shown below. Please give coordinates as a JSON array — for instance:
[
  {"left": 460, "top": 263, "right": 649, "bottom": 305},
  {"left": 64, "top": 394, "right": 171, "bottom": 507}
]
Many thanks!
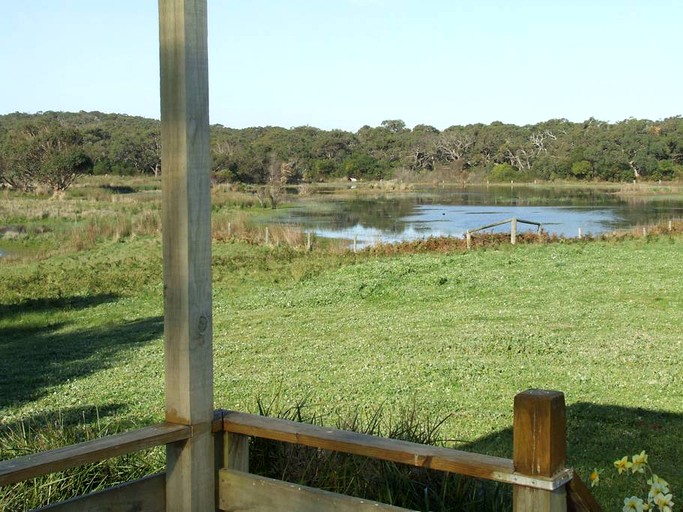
[
  {"left": 0, "top": 423, "right": 190, "bottom": 487},
  {"left": 466, "top": 217, "right": 543, "bottom": 248},
  {"left": 215, "top": 390, "right": 602, "bottom": 512},
  {"left": 0, "top": 390, "right": 602, "bottom": 512}
]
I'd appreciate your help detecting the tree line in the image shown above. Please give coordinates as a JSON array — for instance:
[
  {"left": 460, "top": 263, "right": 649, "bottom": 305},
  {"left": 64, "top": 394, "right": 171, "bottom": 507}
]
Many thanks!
[{"left": 1, "top": 111, "right": 682, "bottom": 192}]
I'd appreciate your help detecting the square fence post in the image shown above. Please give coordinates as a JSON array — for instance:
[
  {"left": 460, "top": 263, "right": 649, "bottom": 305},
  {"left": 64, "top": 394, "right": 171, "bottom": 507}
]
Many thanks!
[
  {"left": 513, "top": 389, "right": 567, "bottom": 512},
  {"left": 159, "top": 0, "right": 213, "bottom": 510}
]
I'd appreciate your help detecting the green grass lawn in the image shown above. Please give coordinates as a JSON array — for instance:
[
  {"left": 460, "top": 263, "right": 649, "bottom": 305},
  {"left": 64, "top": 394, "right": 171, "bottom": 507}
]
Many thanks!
[{"left": 1, "top": 233, "right": 682, "bottom": 509}]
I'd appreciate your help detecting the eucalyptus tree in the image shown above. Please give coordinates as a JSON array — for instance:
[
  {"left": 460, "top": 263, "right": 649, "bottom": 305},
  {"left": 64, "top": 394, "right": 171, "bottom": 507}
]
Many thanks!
[{"left": 0, "top": 120, "right": 93, "bottom": 191}]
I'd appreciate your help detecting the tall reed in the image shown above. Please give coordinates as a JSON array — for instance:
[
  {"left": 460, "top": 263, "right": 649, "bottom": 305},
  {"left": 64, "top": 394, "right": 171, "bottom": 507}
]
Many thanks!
[
  {"left": 0, "top": 412, "right": 163, "bottom": 511},
  {"left": 251, "top": 398, "right": 511, "bottom": 511}
]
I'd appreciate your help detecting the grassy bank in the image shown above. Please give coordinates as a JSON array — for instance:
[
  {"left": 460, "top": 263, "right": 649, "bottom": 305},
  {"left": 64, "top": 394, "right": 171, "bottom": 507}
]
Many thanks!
[
  {"left": 1, "top": 234, "right": 681, "bottom": 508},
  {"left": 1, "top": 178, "right": 682, "bottom": 509}
]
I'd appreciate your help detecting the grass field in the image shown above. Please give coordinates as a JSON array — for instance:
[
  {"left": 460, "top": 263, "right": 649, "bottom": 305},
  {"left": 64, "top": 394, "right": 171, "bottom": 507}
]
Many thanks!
[{"left": 1, "top": 180, "right": 682, "bottom": 509}]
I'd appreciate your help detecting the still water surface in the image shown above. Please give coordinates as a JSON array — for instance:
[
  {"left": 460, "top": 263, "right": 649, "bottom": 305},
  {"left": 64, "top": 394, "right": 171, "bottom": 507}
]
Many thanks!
[{"left": 274, "top": 185, "right": 683, "bottom": 247}]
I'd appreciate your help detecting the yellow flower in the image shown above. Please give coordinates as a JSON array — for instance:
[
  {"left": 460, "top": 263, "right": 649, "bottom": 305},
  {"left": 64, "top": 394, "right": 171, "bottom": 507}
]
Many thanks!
[
  {"left": 589, "top": 469, "right": 600, "bottom": 487},
  {"left": 648, "top": 474, "right": 670, "bottom": 500},
  {"left": 623, "top": 496, "right": 645, "bottom": 512},
  {"left": 615, "top": 456, "right": 633, "bottom": 475},
  {"left": 653, "top": 492, "right": 674, "bottom": 512},
  {"left": 631, "top": 450, "right": 648, "bottom": 474}
]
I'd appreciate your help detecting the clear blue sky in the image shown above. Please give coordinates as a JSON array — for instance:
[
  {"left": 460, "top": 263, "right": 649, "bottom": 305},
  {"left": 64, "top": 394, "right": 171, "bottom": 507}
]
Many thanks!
[{"left": 1, "top": 0, "right": 681, "bottom": 131}]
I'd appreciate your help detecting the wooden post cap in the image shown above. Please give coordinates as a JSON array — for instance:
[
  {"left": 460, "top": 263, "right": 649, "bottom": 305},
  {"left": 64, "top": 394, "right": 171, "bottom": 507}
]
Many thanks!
[{"left": 513, "top": 389, "right": 566, "bottom": 477}]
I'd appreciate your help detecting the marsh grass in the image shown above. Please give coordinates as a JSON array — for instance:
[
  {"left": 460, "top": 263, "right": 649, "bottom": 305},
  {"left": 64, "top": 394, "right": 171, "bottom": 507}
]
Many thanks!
[
  {"left": 0, "top": 412, "right": 163, "bottom": 511},
  {"left": 252, "top": 399, "right": 510, "bottom": 511},
  {"left": 212, "top": 211, "right": 307, "bottom": 248},
  {"left": 0, "top": 402, "right": 508, "bottom": 511},
  {"left": 211, "top": 184, "right": 261, "bottom": 209}
]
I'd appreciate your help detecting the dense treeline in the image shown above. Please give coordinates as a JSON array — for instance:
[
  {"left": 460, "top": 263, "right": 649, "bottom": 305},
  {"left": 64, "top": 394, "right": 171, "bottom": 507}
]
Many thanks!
[{"left": 1, "top": 111, "right": 682, "bottom": 191}]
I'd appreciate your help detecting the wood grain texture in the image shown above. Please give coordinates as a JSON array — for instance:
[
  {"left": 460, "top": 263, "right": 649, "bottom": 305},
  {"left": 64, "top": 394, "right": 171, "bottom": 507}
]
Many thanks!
[
  {"left": 158, "top": 0, "right": 214, "bottom": 509},
  {"left": 218, "top": 469, "right": 416, "bottom": 512},
  {"left": 226, "top": 433, "right": 249, "bottom": 473},
  {"left": 0, "top": 424, "right": 190, "bottom": 486},
  {"left": 513, "top": 389, "right": 567, "bottom": 512},
  {"left": 36, "top": 473, "right": 165, "bottom": 512},
  {"left": 566, "top": 474, "right": 604, "bottom": 512},
  {"left": 513, "top": 390, "right": 566, "bottom": 477},
  {"left": 222, "top": 411, "right": 514, "bottom": 482}
]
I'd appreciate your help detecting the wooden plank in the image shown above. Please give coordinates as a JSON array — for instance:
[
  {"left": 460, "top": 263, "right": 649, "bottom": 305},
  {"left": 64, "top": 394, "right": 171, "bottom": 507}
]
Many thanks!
[
  {"left": 218, "top": 469, "right": 416, "bottom": 512},
  {"left": 469, "top": 218, "right": 514, "bottom": 233},
  {"left": 158, "top": 0, "right": 214, "bottom": 510},
  {"left": 0, "top": 424, "right": 190, "bottom": 487},
  {"left": 515, "top": 218, "right": 542, "bottom": 227},
  {"left": 222, "top": 411, "right": 514, "bottom": 482},
  {"left": 566, "top": 474, "right": 603, "bottom": 512},
  {"left": 513, "top": 389, "right": 567, "bottom": 512},
  {"left": 36, "top": 473, "right": 165, "bottom": 512},
  {"left": 226, "top": 433, "right": 249, "bottom": 473}
]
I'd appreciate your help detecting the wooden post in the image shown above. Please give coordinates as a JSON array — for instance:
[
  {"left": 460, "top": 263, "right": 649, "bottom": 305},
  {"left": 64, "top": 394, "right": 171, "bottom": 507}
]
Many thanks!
[
  {"left": 466, "top": 231, "right": 471, "bottom": 250},
  {"left": 510, "top": 218, "right": 517, "bottom": 245},
  {"left": 513, "top": 390, "right": 567, "bottom": 512},
  {"left": 265, "top": 226, "right": 269, "bottom": 245},
  {"left": 159, "top": 0, "right": 214, "bottom": 510},
  {"left": 668, "top": 220, "right": 673, "bottom": 232},
  {"left": 578, "top": 227, "right": 583, "bottom": 240},
  {"left": 353, "top": 235, "right": 358, "bottom": 253},
  {"left": 306, "top": 232, "right": 312, "bottom": 252}
]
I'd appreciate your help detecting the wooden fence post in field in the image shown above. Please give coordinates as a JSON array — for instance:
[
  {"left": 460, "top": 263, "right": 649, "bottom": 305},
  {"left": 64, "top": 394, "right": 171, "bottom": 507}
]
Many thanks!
[
  {"left": 159, "top": 0, "right": 214, "bottom": 510},
  {"left": 513, "top": 389, "right": 567, "bottom": 512},
  {"left": 510, "top": 218, "right": 517, "bottom": 245},
  {"left": 578, "top": 227, "right": 583, "bottom": 240},
  {"left": 668, "top": 220, "right": 673, "bottom": 232},
  {"left": 466, "top": 231, "right": 472, "bottom": 250},
  {"left": 265, "top": 226, "right": 270, "bottom": 245},
  {"left": 307, "top": 231, "right": 312, "bottom": 251}
]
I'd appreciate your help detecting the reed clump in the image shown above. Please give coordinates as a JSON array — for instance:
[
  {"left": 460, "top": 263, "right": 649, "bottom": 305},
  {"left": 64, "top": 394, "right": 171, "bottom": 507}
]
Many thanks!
[
  {"left": 0, "top": 412, "right": 163, "bottom": 511},
  {"left": 251, "top": 399, "right": 511, "bottom": 511},
  {"left": 212, "top": 211, "right": 307, "bottom": 249}
]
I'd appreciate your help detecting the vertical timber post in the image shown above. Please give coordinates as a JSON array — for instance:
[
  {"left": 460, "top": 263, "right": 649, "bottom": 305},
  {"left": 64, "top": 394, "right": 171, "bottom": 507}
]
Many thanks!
[
  {"left": 513, "top": 390, "right": 567, "bottom": 512},
  {"left": 510, "top": 218, "right": 517, "bottom": 245},
  {"left": 159, "top": 0, "right": 214, "bottom": 510}
]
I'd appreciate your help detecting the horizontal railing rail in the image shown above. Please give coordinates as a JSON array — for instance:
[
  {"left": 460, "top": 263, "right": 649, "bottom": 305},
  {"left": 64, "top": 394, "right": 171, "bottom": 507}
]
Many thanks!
[
  {"left": 221, "top": 410, "right": 572, "bottom": 491},
  {"left": 466, "top": 217, "right": 543, "bottom": 248},
  {"left": 468, "top": 217, "right": 542, "bottom": 234},
  {"left": 0, "top": 422, "right": 191, "bottom": 487},
  {"left": 1, "top": 396, "right": 602, "bottom": 511}
]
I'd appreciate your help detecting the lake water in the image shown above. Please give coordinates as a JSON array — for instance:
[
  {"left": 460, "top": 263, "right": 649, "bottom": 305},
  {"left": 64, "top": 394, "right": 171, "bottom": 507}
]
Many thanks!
[{"left": 274, "top": 185, "right": 683, "bottom": 247}]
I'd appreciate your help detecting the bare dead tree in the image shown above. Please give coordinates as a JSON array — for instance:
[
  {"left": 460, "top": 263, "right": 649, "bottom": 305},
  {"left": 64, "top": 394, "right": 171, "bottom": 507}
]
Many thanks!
[
  {"left": 434, "top": 133, "right": 474, "bottom": 163},
  {"left": 529, "top": 130, "right": 557, "bottom": 155}
]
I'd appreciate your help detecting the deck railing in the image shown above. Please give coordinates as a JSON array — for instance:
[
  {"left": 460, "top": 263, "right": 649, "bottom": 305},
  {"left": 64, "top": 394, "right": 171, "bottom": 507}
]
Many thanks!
[{"left": 0, "top": 389, "right": 602, "bottom": 512}]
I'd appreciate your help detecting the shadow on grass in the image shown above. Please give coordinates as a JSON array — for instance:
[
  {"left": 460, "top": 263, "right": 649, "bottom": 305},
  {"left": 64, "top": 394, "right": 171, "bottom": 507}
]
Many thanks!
[
  {"left": 0, "top": 293, "right": 120, "bottom": 320},
  {"left": 0, "top": 403, "right": 130, "bottom": 432},
  {"left": 458, "top": 401, "right": 683, "bottom": 507},
  {"left": 0, "top": 314, "right": 163, "bottom": 409}
]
